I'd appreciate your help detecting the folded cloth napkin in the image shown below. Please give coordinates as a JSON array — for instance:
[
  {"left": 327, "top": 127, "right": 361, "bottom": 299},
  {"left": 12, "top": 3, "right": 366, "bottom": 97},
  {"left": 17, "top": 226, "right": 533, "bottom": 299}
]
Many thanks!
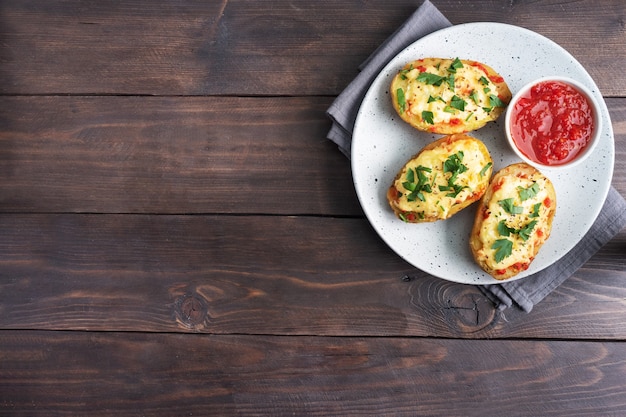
[{"left": 326, "top": 0, "right": 626, "bottom": 312}]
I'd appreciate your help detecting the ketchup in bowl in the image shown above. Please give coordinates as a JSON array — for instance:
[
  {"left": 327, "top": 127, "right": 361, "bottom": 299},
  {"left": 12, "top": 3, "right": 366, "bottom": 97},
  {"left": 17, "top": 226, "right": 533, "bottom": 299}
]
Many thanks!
[{"left": 506, "top": 77, "right": 600, "bottom": 167}]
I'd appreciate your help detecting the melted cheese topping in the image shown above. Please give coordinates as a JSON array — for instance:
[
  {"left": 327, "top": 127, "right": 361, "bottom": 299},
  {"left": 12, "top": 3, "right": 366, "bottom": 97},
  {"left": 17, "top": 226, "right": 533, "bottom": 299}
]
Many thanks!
[
  {"left": 476, "top": 172, "right": 553, "bottom": 271},
  {"left": 393, "top": 138, "right": 491, "bottom": 220},
  {"left": 391, "top": 58, "right": 510, "bottom": 133}
]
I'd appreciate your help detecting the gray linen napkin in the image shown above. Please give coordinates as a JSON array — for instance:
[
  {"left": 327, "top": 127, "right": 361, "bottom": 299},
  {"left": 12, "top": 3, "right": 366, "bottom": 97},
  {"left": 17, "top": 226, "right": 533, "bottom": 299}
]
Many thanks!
[{"left": 326, "top": 0, "right": 626, "bottom": 312}]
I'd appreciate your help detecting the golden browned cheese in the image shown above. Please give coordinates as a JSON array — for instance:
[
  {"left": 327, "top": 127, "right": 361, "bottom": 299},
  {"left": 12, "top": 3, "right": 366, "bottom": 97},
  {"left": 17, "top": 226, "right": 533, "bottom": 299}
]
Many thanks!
[
  {"left": 390, "top": 58, "right": 511, "bottom": 134},
  {"left": 469, "top": 163, "right": 557, "bottom": 280},
  {"left": 387, "top": 134, "right": 493, "bottom": 223}
]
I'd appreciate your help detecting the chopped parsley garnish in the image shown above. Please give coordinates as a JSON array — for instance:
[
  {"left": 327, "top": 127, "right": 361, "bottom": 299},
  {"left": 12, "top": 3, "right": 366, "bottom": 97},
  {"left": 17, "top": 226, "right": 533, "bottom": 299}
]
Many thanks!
[
  {"left": 479, "top": 162, "right": 492, "bottom": 177},
  {"left": 396, "top": 88, "right": 406, "bottom": 113},
  {"left": 518, "top": 182, "right": 540, "bottom": 201},
  {"left": 398, "top": 65, "right": 414, "bottom": 80},
  {"left": 443, "top": 151, "right": 468, "bottom": 180},
  {"left": 497, "top": 220, "right": 516, "bottom": 237},
  {"left": 489, "top": 180, "right": 543, "bottom": 263},
  {"left": 448, "top": 58, "right": 463, "bottom": 73},
  {"left": 489, "top": 94, "right": 505, "bottom": 108},
  {"left": 416, "top": 72, "right": 454, "bottom": 90},
  {"left": 417, "top": 72, "right": 446, "bottom": 86},
  {"left": 497, "top": 219, "right": 538, "bottom": 242},
  {"left": 518, "top": 220, "right": 538, "bottom": 241},
  {"left": 450, "top": 95, "right": 466, "bottom": 111},
  {"left": 439, "top": 152, "right": 468, "bottom": 198},
  {"left": 469, "top": 90, "right": 479, "bottom": 104},
  {"left": 498, "top": 198, "right": 523, "bottom": 215},
  {"left": 403, "top": 165, "right": 432, "bottom": 202},
  {"left": 530, "top": 202, "right": 542, "bottom": 218},
  {"left": 445, "top": 74, "right": 455, "bottom": 90},
  {"left": 492, "top": 239, "right": 513, "bottom": 263},
  {"left": 428, "top": 95, "right": 445, "bottom": 103},
  {"left": 422, "top": 110, "right": 434, "bottom": 124},
  {"left": 439, "top": 182, "right": 467, "bottom": 198}
]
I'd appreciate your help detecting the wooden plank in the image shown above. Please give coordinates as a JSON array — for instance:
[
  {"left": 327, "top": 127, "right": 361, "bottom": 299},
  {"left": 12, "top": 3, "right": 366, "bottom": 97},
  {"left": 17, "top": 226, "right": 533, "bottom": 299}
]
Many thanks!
[
  {"left": 0, "top": 96, "right": 624, "bottom": 215},
  {"left": 0, "top": 95, "right": 360, "bottom": 215},
  {"left": 436, "top": 0, "right": 626, "bottom": 98},
  {"left": 0, "top": 0, "right": 624, "bottom": 96},
  {"left": 0, "top": 213, "right": 624, "bottom": 338},
  {"left": 1, "top": 330, "right": 626, "bottom": 416}
]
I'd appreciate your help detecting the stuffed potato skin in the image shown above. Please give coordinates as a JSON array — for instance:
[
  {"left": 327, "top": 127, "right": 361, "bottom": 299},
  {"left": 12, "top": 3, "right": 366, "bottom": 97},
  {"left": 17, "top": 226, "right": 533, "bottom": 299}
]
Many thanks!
[
  {"left": 390, "top": 58, "right": 511, "bottom": 134},
  {"left": 388, "top": 134, "right": 493, "bottom": 223},
  {"left": 470, "top": 163, "right": 556, "bottom": 280}
]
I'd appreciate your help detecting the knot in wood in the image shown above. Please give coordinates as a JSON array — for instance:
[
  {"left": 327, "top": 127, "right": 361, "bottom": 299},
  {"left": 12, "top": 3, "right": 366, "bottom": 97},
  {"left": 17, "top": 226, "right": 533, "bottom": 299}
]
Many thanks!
[
  {"left": 175, "top": 294, "right": 209, "bottom": 329},
  {"left": 441, "top": 288, "right": 496, "bottom": 333},
  {"left": 407, "top": 278, "right": 497, "bottom": 334}
]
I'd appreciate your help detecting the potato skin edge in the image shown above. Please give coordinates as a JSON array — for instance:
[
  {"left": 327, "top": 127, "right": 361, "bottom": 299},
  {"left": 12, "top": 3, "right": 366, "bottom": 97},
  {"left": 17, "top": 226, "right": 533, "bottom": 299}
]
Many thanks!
[
  {"left": 469, "top": 163, "right": 557, "bottom": 280},
  {"left": 390, "top": 58, "right": 512, "bottom": 134},
  {"left": 388, "top": 134, "right": 492, "bottom": 223}
]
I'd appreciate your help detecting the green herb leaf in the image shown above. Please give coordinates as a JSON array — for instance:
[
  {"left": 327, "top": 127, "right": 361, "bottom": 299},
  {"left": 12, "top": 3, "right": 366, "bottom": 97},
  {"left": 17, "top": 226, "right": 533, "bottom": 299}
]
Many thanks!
[
  {"left": 489, "top": 94, "right": 505, "bottom": 108},
  {"left": 469, "top": 90, "right": 479, "bottom": 104},
  {"left": 396, "top": 88, "right": 406, "bottom": 113},
  {"left": 479, "top": 162, "right": 492, "bottom": 177},
  {"left": 492, "top": 239, "right": 513, "bottom": 263},
  {"left": 445, "top": 183, "right": 467, "bottom": 198},
  {"left": 441, "top": 152, "right": 469, "bottom": 198},
  {"left": 405, "top": 167, "right": 414, "bottom": 183},
  {"left": 402, "top": 181, "right": 417, "bottom": 192},
  {"left": 427, "top": 95, "right": 445, "bottom": 103},
  {"left": 443, "top": 151, "right": 467, "bottom": 176},
  {"left": 398, "top": 65, "right": 414, "bottom": 80},
  {"left": 498, "top": 198, "right": 523, "bottom": 215},
  {"left": 443, "top": 106, "right": 456, "bottom": 114},
  {"left": 518, "top": 220, "right": 538, "bottom": 241},
  {"left": 404, "top": 166, "right": 433, "bottom": 202},
  {"left": 450, "top": 95, "right": 466, "bottom": 111},
  {"left": 416, "top": 166, "right": 431, "bottom": 179},
  {"left": 518, "top": 182, "right": 540, "bottom": 201},
  {"left": 422, "top": 110, "right": 434, "bottom": 124},
  {"left": 497, "top": 220, "right": 516, "bottom": 237},
  {"left": 417, "top": 72, "right": 445, "bottom": 86},
  {"left": 479, "top": 76, "right": 490, "bottom": 86},
  {"left": 530, "top": 202, "right": 542, "bottom": 218},
  {"left": 445, "top": 74, "right": 455, "bottom": 90},
  {"left": 448, "top": 58, "right": 463, "bottom": 73}
]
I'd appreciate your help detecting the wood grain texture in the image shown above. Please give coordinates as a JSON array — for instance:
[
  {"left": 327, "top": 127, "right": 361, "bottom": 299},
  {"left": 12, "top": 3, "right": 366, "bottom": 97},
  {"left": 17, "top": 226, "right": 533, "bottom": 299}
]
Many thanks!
[
  {"left": 0, "top": 0, "right": 624, "bottom": 96},
  {"left": 0, "top": 213, "right": 623, "bottom": 338},
  {"left": 0, "top": 96, "right": 624, "bottom": 215},
  {"left": 2, "top": 330, "right": 626, "bottom": 416},
  {"left": 0, "top": 96, "right": 359, "bottom": 215},
  {"left": 0, "top": 1, "right": 625, "bottom": 415}
]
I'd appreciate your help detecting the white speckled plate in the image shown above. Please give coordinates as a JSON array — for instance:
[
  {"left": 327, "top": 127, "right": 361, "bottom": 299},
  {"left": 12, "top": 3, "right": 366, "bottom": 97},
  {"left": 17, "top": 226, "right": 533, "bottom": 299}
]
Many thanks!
[{"left": 351, "top": 22, "right": 614, "bottom": 284}]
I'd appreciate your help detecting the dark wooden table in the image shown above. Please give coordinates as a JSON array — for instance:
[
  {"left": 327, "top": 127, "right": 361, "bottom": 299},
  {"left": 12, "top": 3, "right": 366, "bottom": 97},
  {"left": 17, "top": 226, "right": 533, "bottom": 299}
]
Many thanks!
[{"left": 1, "top": 1, "right": 625, "bottom": 415}]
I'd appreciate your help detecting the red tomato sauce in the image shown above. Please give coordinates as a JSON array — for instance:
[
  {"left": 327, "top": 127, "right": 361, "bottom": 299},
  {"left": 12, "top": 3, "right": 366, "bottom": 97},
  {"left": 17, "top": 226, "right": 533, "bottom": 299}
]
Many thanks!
[{"left": 509, "top": 80, "right": 594, "bottom": 165}]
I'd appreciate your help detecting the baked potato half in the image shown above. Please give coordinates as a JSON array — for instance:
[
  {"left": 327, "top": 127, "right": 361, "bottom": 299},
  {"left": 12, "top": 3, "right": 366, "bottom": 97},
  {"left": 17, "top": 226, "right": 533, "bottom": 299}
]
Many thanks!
[
  {"left": 390, "top": 58, "right": 511, "bottom": 134},
  {"left": 469, "top": 163, "right": 557, "bottom": 280},
  {"left": 387, "top": 134, "right": 493, "bottom": 223}
]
